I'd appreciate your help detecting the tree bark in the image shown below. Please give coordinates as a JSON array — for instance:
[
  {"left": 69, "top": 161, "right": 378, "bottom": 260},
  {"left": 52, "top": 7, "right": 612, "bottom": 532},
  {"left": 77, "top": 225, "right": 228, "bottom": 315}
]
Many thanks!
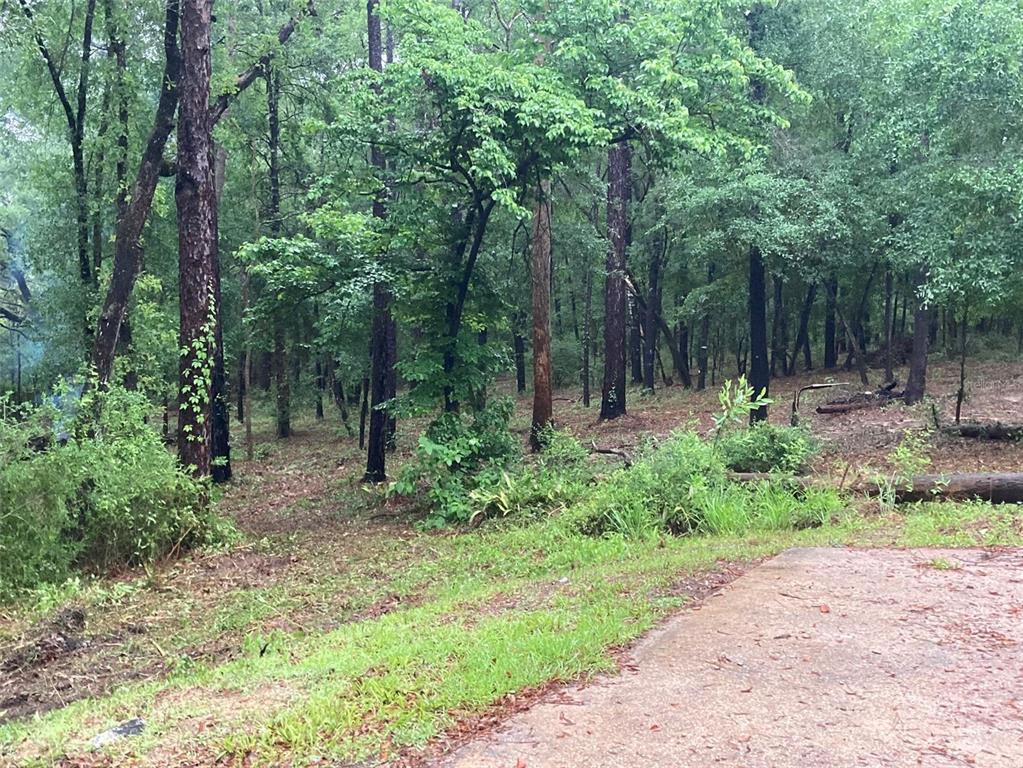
[
  {"left": 790, "top": 283, "right": 816, "bottom": 375},
  {"left": 529, "top": 180, "right": 553, "bottom": 451},
  {"left": 581, "top": 265, "right": 592, "bottom": 407},
  {"left": 176, "top": 0, "right": 217, "bottom": 476},
  {"left": 364, "top": 0, "right": 394, "bottom": 480},
  {"left": 748, "top": 245, "right": 770, "bottom": 423},
  {"left": 904, "top": 273, "right": 930, "bottom": 405},
  {"left": 93, "top": 0, "right": 180, "bottom": 385},
  {"left": 642, "top": 234, "right": 665, "bottom": 393},
  {"left": 513, "top": 330, "right": 527, "bottom": 394},
  {"left": 883, "top": 269, "right": 895, "bottom": 383},
  {"left": 823, "top": 276, "right": 837, "bottom": 368},
  {"left": 92, "top": 2, "right": 312, "bottom": 382},
  {"left": 696, "top": 264, "right": 713, "bottom": 390},
  {"left": 600, "top": 142, "right": 630, "bottom": 420}
]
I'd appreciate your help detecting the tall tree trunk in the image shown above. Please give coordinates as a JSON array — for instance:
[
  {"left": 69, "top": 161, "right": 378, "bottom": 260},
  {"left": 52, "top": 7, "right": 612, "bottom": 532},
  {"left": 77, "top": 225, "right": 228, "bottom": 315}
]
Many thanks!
[
  {"left": 770, "top": 275, "right": 785, "bottom": 378},
  {"left": 365, "top": 0, "right": 394, "bottom": 480},
  {"left": 629, "top": 297, "right": 643, "bottom": 384},
  {"left": 697, "top": 264, "right": 713, "bottom": 391},
  {"left": 790, "top": 283, "right": 816, "bottom": 375},
  {"left": 904, "top": 273, "right": 931, "bottom": 405},
  {"left": 823, "top": 276, "right": 838, "bottom": 368},
  {"left": 529, "top": 180, "right": 553, "bottom": 451},
  {"left": 176, "top": 0, "right": 217, "bottom": 476},
  {"left": 513, "top": 330, "right": 527, "bottom": 394},
  {"left": 642, "top": 235, "right": 664, "bottom": 393},
  {"left": 210, "top": 145, "right": 231, "bottom": 483},
  {"left": 93, "top": 0, "right": 180, "bottom": 384},
  {"left": 825, "top": 281, "right": 870, "bottom": 387},
  {"left": 746, "top": 5, "right": 769, "bottom": 423},
  {"left": 581, "top": 266, "right": 592, "bottom": 407},
  {"left": 266, "top": 63, "right": 290, "bottom": 441},
  {"left": 884, "top": 268, "right": 895, "bottom": 382},
  {"left": 600, "top": 141, "right": 630, "bottom": 420},
  {"left": 19, "top": 0, "right": 98, "bottom": 345},
  {"left": 748, "top": 245, "right": 770, "bottom": 423}
]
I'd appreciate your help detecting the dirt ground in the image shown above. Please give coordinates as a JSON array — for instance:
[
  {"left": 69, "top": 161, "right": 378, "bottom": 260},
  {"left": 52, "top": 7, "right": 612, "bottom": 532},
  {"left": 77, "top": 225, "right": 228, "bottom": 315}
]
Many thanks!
[{"left": 441, "top": 547, "right": 1023, "bottom": 768}]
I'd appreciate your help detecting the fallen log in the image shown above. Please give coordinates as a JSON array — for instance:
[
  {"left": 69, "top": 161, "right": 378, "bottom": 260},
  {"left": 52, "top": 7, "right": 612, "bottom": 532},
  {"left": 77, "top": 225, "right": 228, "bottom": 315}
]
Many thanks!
[
  {"left": 816, "top": 381, "right": 902, "bottom": 415},
  {"left": 889, "top": 473, "right": 1023, "bottom": 504},
  {"left": 941, "top": 422, "right": 1023, "bottom": 442},
  {"left": 728, "top": 471, "right": 1023, "bottom": 505}
]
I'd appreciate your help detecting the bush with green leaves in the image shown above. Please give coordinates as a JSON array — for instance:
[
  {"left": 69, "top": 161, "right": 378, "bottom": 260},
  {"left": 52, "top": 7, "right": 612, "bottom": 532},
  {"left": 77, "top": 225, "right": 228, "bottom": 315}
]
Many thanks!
[
  {"left": 391, "top": 397, "right": 521, "bottom": 526},
  {"left": 717, "top": 422, "right": 818, "bottom": 474},
  {"left": 568, "top": 431, "right": 839, "bottom": 539},
  {"left": 0, "top": 386, "right": 232, "bottom": 601},
  {"left": 469, "top": 427, "right": 594, "bottom": 523}
]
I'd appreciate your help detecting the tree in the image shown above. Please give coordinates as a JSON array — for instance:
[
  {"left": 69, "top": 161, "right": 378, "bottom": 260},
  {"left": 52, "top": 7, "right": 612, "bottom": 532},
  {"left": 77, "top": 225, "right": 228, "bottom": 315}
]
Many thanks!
[{"left": 176, "top": 0, "right": 217, "bottom": 476}]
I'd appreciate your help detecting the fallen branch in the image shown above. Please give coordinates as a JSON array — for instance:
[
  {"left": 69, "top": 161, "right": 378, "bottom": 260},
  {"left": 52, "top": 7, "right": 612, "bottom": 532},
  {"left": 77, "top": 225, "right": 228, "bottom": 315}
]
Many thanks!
[
  {"left": 590, "top": 443, "right": 632, "bottom": 467},
  {"left": 816, "top": 381, "right": 901, "bottom": 415}
]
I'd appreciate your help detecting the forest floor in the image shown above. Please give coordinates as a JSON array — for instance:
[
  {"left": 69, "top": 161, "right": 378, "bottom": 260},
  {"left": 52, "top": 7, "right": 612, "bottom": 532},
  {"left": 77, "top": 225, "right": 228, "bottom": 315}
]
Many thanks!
[{"left": 1, "top": 359, "right": 1022, "bottom": 767}]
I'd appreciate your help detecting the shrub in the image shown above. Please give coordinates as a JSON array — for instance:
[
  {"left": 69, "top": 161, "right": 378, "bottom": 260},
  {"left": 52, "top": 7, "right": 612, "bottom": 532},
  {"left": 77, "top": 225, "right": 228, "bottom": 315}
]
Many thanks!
[
  {"left": 469, "top": 428, "right": 593, "bottom": 522},
  {"left": 568, "top": 430, "right": 835, "bottom": 539},
  {"left": 391, "top": 397, "right": 520, "bottom": 526},
  {"left": 570, "top": 432, "right": 728, "bottom": 537},
  {"left": 0, "top": 386, "right": 229, "bottom": 601},
  {"left": 717, "top": 422, "right": 817, "bottom": 474}
]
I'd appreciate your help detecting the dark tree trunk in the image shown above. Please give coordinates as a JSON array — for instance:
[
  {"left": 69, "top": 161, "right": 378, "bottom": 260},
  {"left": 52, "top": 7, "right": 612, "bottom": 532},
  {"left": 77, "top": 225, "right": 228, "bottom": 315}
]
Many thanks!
[
  {"left": 236, "top": 350, "right": 246, "bottom": 422},
  {"left": 176, "top": 0, "right": 217, "bottom": 476},
  {"left": 748, "top": 245, "right": 770, "bottom": 423},
  {"left": 600, "top": 142, "right": 630, "bottom": 420},
  {"left": 642, "top": 236, "right": 664, "bottom": 393},
  {"left": 905, "top": 276, "right": 931, "bottom": 405},
  {"left": 513, "top": 330, "right": 527, "bottom": 394},
  {"left": 630, "top": 297, "right": 643, "bottom": 385},
  {"left": 581, "top": 265, "right": 593, "bottom": 407},
  {"left": 770, "top": 275, "right": 787, "bottom": 378},
  {"left": 315, "top": 358, "right": 325, "bottom": 420},
  {"left": 790, "top": 283, "right": 816, "bottom": 374},
  {"left": 93, "top": 1, "right": 179, "bottom": 384},
  {"left": 266, "top": 63, "right": 290, "bottom": 441},
  {"left": 530, "top": 181, "right": 553, "bottom": 451},
  {"left": 93, "top": 2, "right": 307, "bottom": 382},
  {"left": 359, "top": 376, "right": 369, "bottom": 450},
  {"left": 884, "top": 269, "right": 895, "bottom": 382},
  {"left": 823, "top": 277, "right": 838, "bottom": 369},
  {"left": 697, "top": 265, "right": 713, "bottom": 391},
  {"left": 364, "top": 0, "right": 394, "bottom": 481}
]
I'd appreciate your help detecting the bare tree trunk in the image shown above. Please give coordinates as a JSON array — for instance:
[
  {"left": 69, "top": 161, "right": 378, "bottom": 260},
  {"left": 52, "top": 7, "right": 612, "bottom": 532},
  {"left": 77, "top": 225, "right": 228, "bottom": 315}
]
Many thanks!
[
  {"left": 176, "top": 0, "right": 217, "bottom": 476},
  {"left": 904, "top": 272, "right": 931, "bottom": 405},
  {"left": 93, "top": 0, "right": 180, "bottom": 384},
  {"left": 697, "top": 264, "right": 713, "bottom": 391},
  {"left": 748, "top": 245, "right": 770, "bottom": 423},
  {"left": 790, "top": 283, "right": 816, "bottom": 375},
  {"left": 365, "top": 0, "right": 394, "bottom": 480},
  {"left": 824, "top": 276, "right": 838, "bottom": 368},
  {"left": 884, "top": 269, "right": 895, "bottom": 383},
  {"left": 600, "top": 141, "right": 630, "bottom": 420},
  {"left": 581, "top": 266, "right": 592, "bottom": 407},
  {"left": 642, "top": 234, "right": 664, "bottom": 393},
  {"left": 513, "top": 330, "right": 527, "bottom": 394},
  {"left": 529, "top": 180, "right": 553, "bottom": 451},
  {"left": 955, "top": 302, "right": 969, "bottom": 424}
]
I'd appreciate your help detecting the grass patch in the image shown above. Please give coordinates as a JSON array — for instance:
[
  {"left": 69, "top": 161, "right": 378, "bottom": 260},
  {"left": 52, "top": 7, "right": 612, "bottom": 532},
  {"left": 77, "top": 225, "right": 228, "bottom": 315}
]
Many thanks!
[{"left": 3, "top": 486, "right": 1021, "bottom": 765}]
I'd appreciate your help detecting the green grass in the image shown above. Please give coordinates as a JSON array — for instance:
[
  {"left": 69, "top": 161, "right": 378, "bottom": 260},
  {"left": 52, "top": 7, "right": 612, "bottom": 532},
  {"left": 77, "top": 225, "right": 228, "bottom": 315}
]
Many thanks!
[{"left": 3, "top": 500, "right": 1021, "bottom": 766}]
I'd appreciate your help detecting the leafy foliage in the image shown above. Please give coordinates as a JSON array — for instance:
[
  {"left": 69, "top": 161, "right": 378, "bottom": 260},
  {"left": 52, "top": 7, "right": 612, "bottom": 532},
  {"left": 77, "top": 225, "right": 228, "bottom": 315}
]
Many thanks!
[
  {"left": 718, "top": 422, "right": 817, "bottom": 474},
  {"left": 0, "top": 386, "right": 232, "bottom": 600}
]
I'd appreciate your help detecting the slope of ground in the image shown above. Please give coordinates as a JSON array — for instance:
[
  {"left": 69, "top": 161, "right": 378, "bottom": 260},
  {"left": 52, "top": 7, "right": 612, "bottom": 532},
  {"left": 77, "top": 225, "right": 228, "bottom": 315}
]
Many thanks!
[{"left": 0, "top": 360, "right": 1020, "bottom": 766}]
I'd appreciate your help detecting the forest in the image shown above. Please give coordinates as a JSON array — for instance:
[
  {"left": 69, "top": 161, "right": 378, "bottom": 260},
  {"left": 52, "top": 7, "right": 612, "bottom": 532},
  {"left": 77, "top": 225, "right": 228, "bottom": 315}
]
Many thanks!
[{"left": 1, "top": 0, "right": 1022, "bottom": 765}]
